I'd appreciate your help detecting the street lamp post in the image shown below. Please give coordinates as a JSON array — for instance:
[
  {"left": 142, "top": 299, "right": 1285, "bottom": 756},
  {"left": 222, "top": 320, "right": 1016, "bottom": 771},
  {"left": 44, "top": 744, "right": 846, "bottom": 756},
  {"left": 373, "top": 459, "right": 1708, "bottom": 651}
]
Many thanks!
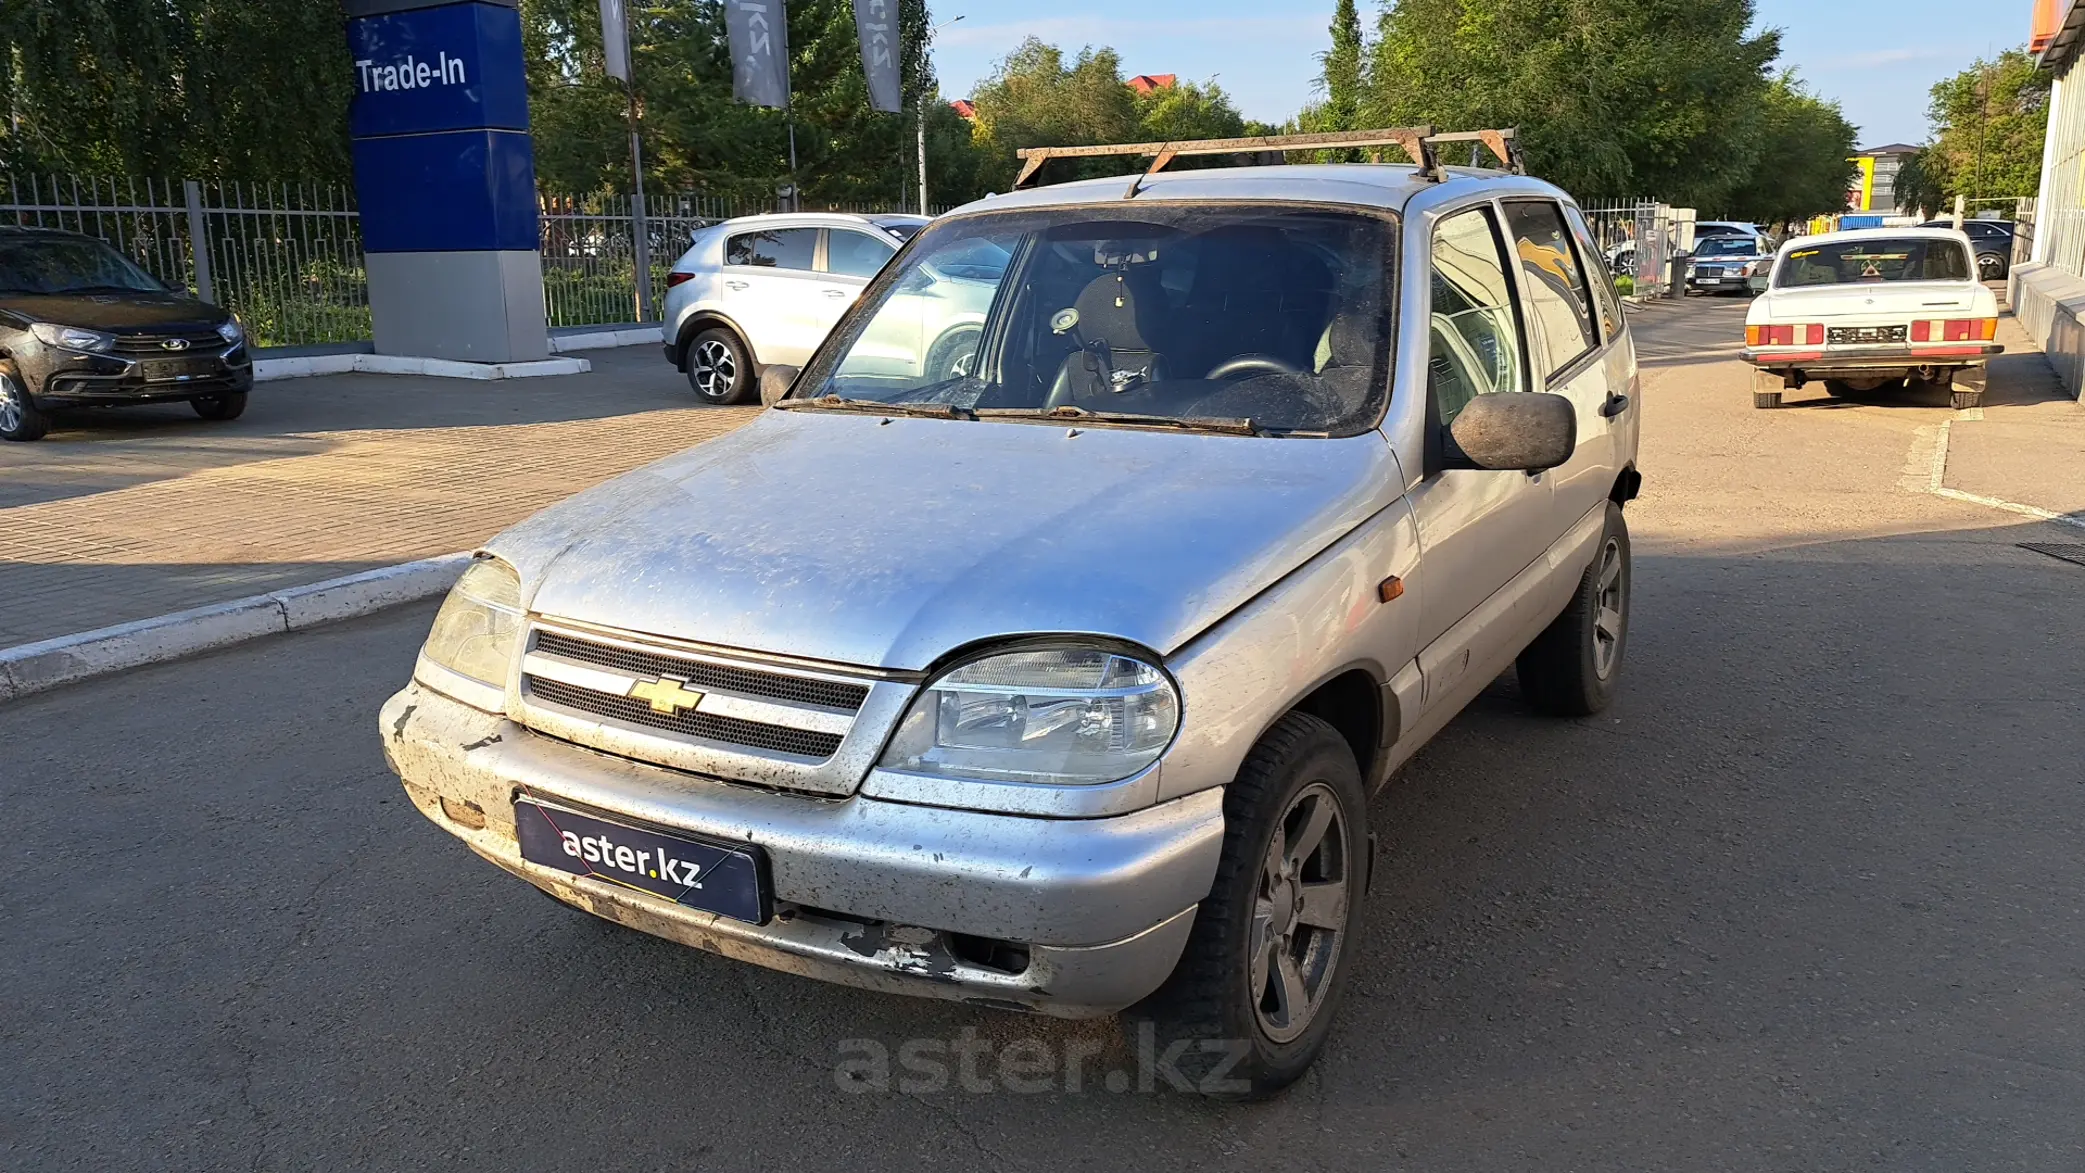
[{"left": 919, "top": 14, "right": 964, "bottom": 216}]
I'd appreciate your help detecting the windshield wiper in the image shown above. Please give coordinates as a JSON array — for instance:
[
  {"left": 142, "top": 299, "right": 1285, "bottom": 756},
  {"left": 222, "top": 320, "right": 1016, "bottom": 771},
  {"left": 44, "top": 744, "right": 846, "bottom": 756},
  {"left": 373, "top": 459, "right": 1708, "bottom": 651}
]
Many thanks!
[
  {"left": 774, "top": 395, "right": 974, "bottom": 420},
  {"left": 976, "top": 405, "right": 1263, "bottom": 436}
]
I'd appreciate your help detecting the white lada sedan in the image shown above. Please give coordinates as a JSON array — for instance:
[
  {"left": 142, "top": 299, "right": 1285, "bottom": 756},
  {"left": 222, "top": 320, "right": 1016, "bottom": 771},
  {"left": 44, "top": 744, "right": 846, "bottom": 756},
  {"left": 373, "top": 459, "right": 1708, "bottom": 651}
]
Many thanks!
[{"left": 1741, "top": 227, "right": 2001, "bottom": 410}]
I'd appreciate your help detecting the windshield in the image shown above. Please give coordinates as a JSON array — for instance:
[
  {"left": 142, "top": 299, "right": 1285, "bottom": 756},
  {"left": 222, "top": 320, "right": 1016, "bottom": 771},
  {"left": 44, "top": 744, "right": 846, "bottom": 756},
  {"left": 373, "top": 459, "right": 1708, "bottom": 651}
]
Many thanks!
[
  {"left": 792, "top": 205, "right": 1395, "bottom": 436},
  {"left": 1775, "top": 237, "right": 1971, "bottom": 287},
  {"left": 1695, "top": 236, "right": 1762, "bottom": 257},
  {"left": 0, "top": 235, "right": 163, "bottom": 295}
]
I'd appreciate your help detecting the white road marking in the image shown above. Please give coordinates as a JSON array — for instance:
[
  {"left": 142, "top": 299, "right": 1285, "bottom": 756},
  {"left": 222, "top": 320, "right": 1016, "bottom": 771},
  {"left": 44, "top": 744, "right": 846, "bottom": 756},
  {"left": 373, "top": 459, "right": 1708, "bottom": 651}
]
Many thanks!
[{"left": 1914, "top": 411, "right": 2085, "bottom": 531}]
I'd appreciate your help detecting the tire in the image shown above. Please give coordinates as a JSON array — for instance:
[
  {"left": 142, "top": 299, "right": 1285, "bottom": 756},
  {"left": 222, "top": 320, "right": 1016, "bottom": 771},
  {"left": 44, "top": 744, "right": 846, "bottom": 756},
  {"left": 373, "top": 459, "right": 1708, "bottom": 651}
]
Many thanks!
[
  {"left": 1952, "top": 389, "right": 1984, "bottom": 411},
  {"left": 923, "top": 326, "right": 982, "bottom": 382},
  {"left": 1517, "top": 502, "right": 1631, "bottom": 717},
  {"left": 190, "top": 390, "right": 247, "bottom": 421},
  {"left": 1752, "top": 390, "right": 1782, "bottom": 409},
  {"left": 0, "top": 369, "right": 49, "bottom": 441},
  {"left": 1132, "top": 711, "right": 1368, "bottom": 1099},
  {"left": 1978, "top": 253, "right": 2006, "bottom": 281},
  {"left": 685, "top": 327, "right": 753, "bottom": 405}
]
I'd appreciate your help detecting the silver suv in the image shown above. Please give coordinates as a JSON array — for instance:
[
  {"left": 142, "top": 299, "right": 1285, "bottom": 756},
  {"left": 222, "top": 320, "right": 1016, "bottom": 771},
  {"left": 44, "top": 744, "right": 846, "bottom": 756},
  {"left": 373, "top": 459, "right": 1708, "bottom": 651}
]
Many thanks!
[
  {"left": 661, "top": 212, "right": 931, "bottom": 404},
  {"left": 383, "top": 138, "right": 1642, "bottom": 1096}
]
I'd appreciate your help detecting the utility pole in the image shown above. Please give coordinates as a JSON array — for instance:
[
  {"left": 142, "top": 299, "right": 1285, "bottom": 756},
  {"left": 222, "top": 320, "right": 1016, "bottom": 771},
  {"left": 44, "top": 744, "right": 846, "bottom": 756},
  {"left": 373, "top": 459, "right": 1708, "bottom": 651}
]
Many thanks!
[
  {"left": 601, "top": 0, "right": 651, "bottom": 321},
  {"left": 1973, "top": 67, "right": 1990, "bottom": 206},
  {"left": 920, "top": 14, "right": 964, "bottom": 215}
]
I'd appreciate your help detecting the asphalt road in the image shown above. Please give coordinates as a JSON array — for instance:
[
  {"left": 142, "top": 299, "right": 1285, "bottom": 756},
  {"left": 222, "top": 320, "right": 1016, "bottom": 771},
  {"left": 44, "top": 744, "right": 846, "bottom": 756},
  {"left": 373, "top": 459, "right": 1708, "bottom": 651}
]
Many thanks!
[{"left": 6, "top": 297, "right": 2083, "bottom": 1171}]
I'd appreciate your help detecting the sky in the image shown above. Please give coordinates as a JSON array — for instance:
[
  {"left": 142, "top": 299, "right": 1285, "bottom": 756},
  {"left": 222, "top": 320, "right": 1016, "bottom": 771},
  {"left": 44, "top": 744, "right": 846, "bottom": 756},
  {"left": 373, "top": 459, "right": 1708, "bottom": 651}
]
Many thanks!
[{"left": 929, "top": 0, "right": 2032, "bottom": 149}]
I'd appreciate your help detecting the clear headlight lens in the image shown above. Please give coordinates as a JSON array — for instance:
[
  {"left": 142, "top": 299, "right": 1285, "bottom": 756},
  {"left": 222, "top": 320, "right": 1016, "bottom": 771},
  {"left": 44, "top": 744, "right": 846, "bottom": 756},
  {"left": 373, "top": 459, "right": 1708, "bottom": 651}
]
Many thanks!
[
  {"left": 419, "top": 559, "right": 524, "bottom": 689},
  {"left": 879, "top": 647, "right": 1180, "bottom": 786},
  {"left": 30, "top": 323, "right": 115, "bottom": 352},
  {"left": 215, "top": 319, "right": 243, "bottom": 344}
]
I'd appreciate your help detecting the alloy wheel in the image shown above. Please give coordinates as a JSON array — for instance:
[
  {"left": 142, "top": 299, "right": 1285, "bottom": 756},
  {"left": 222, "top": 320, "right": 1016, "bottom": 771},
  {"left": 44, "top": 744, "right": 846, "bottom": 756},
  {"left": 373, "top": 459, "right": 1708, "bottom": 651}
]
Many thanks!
[
  {"left": 0, "top": 375, "right": 21, "bottom": 433},
  {"left": 692, "top": 339, "right": 738, "bottom": 399},
  {"left": 1592, "top": 536, "right": 1626, "bottom": 679},
  {"left": 1248, "top": 781, "right": 1350, "bottom": 1044}
]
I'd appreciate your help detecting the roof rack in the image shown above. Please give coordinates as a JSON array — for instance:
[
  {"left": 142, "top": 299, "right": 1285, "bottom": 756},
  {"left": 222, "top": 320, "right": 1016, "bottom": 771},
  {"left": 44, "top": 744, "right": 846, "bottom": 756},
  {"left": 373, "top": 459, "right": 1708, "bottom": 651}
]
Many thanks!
[{"left": 1012, "top": 127, "right": 1524, "bottom": 197}]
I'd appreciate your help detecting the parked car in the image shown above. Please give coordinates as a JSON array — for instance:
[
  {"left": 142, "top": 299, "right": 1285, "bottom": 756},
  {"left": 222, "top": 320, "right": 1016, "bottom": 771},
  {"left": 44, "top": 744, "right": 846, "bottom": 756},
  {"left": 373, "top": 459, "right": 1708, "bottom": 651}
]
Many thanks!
[
  {"left": 0, "top": 227, "right": 251, "bottom": 441},
  {"left": 1686, "top": 233, "right": 1773, "bottom": 296},
  {"left": 660, "top": 212, "right": 942, "bottom": 404},
  {"left": 1919, "top": 218, "right": 2016, "bottom": 280},
  {"left": 1742, "top": 227, "right": 1999, "bottom": 409},
  {"left": 1693, "top": 220, "right": 1764, "bottom": 243},
  {"left": 381, "top": 145, "right": 1643, "bottom": 1097}
]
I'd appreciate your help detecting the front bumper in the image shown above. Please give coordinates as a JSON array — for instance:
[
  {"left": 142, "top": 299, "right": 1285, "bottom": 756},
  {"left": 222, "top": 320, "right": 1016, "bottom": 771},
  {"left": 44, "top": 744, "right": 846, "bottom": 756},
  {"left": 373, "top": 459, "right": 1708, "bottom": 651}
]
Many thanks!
[
  {"left": 34, "top": 346, "right": 252, "bottom": 405},
  {"left": 379, "top": 683, "right": 1223, "bottom": 1017}
]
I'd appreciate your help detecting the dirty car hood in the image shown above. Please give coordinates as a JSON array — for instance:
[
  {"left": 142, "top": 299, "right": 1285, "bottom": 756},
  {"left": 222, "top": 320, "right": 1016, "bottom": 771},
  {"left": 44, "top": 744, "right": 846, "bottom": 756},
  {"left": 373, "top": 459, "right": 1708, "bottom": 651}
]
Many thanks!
[{"left": 493, "top": 409, "right": 1400, "bottom": 671}]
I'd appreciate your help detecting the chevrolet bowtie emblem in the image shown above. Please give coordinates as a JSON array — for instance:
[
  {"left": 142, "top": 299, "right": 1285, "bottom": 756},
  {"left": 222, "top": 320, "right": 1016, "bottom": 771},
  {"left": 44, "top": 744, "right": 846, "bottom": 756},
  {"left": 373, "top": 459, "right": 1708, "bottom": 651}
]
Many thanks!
[{"left": 628, "top": 677, "right": 705, "bottom": 715}]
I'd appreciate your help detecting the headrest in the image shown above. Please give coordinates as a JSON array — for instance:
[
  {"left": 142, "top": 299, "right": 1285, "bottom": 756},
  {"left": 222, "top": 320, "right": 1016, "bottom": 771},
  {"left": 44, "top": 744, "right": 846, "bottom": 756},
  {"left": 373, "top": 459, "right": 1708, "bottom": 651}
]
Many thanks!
[{"left": 1071, "top": 267, "right": 1161, "bottom": 352}]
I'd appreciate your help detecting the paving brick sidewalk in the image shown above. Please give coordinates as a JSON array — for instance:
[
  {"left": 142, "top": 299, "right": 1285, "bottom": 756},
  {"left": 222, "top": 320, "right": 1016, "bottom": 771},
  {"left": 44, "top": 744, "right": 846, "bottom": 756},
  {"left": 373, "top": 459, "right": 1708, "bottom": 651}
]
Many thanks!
[
  {"left": 0, "top": 346, "right": 759, "bottom": 648},
  {"left": 1942, "top": 311, "right": 2085, "bottom": 519}
]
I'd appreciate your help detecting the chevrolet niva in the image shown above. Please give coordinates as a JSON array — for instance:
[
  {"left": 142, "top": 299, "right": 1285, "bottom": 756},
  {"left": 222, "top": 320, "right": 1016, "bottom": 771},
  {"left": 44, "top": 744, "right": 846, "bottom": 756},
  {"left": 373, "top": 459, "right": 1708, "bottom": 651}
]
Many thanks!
[{"left": 381, "top": 130, "right": 1643, "bottom": 1097}]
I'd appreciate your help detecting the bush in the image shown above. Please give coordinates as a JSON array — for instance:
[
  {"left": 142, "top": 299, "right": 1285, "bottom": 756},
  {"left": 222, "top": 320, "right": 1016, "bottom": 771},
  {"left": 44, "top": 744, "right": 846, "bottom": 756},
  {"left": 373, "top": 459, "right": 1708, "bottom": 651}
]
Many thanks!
[{"left": 1613, "top": 274, "right": 1636, "bottom": 297}]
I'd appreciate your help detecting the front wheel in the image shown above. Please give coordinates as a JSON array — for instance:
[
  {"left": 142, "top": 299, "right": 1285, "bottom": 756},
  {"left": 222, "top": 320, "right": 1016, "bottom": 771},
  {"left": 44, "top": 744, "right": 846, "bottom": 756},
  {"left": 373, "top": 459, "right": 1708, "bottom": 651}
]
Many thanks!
[
  {"left": 1978, "top": 253, "right": 2006, "bottom": 281},
  {"left": 0, "top": 370, "right": 49, "bottom": 441},
  {"left": 1133, "top": 711, "right": 1367, "bottom": 1099},
  {"left": 1517, "top": 502, "right": 1631, "bottom": 717},
  {"left": 191, "top": 390, "right": 247, "bottom": 421}
]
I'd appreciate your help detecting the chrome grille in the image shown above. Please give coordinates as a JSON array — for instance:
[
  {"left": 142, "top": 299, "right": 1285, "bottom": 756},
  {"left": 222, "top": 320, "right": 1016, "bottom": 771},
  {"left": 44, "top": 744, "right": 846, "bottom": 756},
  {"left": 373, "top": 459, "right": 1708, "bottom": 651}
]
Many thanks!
[
  {"left": 528, "top": 677, "right": 843, "bottom": 759},
  {"left": 112, "top": 331, "right": 226, "bottom": 354},
  {"left": 533, "top": 629, "right": 867, "bottom": 711}
]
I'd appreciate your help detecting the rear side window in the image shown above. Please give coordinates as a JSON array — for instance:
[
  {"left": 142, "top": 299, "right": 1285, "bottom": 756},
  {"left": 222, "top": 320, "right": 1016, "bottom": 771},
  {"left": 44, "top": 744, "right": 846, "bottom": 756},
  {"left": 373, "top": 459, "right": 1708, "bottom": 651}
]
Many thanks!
[
  {"left": 726, "top": 228, "right": 817, "bottom": 270},
  {"left": 1503, "top": 201, "right": 1600, "bottom": 377},
  {"left": 1427, "top": 205, "right": 1526, "bottom": 426},
  {"left": 826, "top": 230, "right": 897, "bottom": 278}
]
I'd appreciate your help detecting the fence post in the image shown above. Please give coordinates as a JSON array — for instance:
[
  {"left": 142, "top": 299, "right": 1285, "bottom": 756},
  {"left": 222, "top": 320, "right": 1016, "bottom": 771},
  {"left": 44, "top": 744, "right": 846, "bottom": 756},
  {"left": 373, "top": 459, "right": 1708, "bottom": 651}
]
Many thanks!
[{"left": 183, "top": 180, "right": 215, "bottom": 303}]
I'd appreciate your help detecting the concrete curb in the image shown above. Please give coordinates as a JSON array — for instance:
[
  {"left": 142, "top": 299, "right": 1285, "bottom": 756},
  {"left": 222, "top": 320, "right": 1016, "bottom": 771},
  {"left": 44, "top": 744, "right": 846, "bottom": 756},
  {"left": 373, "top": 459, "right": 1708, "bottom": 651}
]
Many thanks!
[
  {"left": 0, "top": 553, "right": 471, "bottom": 705},
  {"left": 549, "top": 326, "right": 663, "bottom": 353},
  {"left": 253, "top": 354, "right": 592, "bottom": 382}
]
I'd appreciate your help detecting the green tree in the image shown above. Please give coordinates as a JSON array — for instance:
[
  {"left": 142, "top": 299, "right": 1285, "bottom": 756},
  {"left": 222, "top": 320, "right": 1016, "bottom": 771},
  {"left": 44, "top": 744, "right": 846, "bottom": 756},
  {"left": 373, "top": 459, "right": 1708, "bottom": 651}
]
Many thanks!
[
  {"left": 1365, "top": 0, "right": 1780, "bottom": 206},
  {"left": 1924, "top": 48, "right": 2048, "bottom": 202},
  {"left": 1722, "top": 74, "right": 1858, "bottom": 224},
  {"left": 966, "top": 39, "right": 1140, "bottom": 190}
]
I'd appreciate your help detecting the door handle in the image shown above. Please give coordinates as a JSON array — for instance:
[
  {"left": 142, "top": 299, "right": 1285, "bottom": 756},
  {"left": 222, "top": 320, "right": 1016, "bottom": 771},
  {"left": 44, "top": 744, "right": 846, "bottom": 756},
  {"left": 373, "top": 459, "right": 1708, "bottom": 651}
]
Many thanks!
[
  {"left": 822, "top": 288, "right": 850, "bottom": 299},
  {"left": 1599, "top": 393, "right": 1630, "bottom": 419},
  {"left": 725, "top": 280, "right": 749, "bottom": 291}
]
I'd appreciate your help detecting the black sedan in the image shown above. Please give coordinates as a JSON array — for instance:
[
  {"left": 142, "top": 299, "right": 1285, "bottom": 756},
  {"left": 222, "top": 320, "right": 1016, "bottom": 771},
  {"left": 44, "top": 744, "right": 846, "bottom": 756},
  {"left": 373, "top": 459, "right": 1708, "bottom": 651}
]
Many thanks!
[
  {"left": 1920, "top": 219, "right": 2016, "bottom": 281},
  {"left": 0, "top": 227, "right": 252, "bottom": 441}
]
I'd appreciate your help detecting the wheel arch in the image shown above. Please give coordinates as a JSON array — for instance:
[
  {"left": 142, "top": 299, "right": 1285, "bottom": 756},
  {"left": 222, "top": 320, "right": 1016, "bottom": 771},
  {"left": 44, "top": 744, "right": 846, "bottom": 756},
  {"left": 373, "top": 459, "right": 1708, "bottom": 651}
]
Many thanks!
[{"left": 670, "top": 311, "right": 762, "bottom": 373}]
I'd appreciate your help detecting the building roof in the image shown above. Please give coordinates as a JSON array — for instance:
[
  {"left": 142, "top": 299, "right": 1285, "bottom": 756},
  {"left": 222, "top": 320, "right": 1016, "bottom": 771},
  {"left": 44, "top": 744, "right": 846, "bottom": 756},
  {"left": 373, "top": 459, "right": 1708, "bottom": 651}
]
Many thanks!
[
  {"left": 2035, "top": 0, "right": 2085, "bottom": 70},
  {"left": 1127, "top": 74, "right": 1178, "bottom": 95},
  {"left": 949, "top": 99, "right": 975, "bottom": 120},
  {"left": 1857, "top": 143, "right": 1922, "bottom": 156}
]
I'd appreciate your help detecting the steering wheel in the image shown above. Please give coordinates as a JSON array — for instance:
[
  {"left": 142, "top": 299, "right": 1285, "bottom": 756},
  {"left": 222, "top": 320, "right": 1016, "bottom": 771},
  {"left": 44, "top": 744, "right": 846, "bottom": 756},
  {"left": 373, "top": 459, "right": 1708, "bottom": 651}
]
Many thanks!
[{"left": 1205, "top": 354, "right": 1305, "bottom": 381}]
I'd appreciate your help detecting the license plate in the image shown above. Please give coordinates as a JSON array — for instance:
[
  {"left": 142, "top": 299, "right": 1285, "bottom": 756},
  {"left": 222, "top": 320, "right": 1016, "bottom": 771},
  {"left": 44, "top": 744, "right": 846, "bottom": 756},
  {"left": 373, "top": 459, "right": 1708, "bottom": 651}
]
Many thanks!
[
  {"left": 141, "top": 357, "right": 216, "bottom": 381},
  {"left": 513, "top": 796, "right": 771, "bottom": 924},
  {"left": 1827, "top": 325, "right": 1906, "bottom": 345}
]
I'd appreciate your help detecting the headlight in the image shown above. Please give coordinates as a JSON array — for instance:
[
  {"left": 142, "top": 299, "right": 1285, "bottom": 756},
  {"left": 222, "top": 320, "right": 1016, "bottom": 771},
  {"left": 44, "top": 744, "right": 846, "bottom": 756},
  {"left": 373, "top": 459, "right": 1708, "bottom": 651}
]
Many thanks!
[
  {"left": 419, "top": 558, "right": 524, "bottom": 690},
  {"left": 878, "top": 647, "right": 1179, "bottom": 786},
  {"left": 30, "top": 323, "right": 115, "bottom": 353},
  {"left": 215, "top": 319, "right": 243, "bottom": 344}
]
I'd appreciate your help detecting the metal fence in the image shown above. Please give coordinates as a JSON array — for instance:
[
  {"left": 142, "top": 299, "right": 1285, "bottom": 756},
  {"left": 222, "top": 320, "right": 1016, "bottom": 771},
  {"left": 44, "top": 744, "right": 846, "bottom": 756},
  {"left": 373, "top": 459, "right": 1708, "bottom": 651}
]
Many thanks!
[
  {"left": 1581, "top": 200, "right": 1678, "bottom": 299},
  {"left": 0, "top": 175, "right": 369, "bottom": 347},
  {"left": 2, "top": 173, "right": 940, "bottom": 343}
]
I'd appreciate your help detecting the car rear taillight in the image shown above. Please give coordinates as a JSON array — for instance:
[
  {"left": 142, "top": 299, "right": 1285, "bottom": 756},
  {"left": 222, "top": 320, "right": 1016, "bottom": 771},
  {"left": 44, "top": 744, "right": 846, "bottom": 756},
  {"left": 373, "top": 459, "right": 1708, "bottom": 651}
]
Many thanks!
[
  {"left": 1747, "top": 324, "right": 1813, "bottom": 347},
  {"left": 665, "top": 271, "right": 695, "bottom": 288},
  {"left": 1914, "top": 318, "right": 1997, "bottom": 343}
]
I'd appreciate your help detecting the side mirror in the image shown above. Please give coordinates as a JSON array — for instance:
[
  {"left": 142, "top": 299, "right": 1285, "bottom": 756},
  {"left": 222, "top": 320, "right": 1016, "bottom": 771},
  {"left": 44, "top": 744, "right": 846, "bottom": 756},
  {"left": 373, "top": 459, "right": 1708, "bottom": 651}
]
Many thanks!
[
  {"left": 1444, "top": 392, "right": 1577, "bottom": 472},
  {"left": 759, "top": 364, "right": 801, "bottom": 407}
]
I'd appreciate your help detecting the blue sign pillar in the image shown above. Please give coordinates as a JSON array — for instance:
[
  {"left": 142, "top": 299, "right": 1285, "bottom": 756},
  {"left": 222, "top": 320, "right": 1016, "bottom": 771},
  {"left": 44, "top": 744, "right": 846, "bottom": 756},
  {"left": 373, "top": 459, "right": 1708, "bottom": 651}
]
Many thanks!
[{"left": 344, "top": 0, "right": 548, "bottom": 363}]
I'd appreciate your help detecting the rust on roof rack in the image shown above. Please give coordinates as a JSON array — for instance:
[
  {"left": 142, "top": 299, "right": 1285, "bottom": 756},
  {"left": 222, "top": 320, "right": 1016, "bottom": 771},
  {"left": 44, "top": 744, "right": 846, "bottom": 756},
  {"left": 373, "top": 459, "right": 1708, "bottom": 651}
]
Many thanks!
[{"left": 1011, "top": 126, "right": 1525, "bottom": 197}]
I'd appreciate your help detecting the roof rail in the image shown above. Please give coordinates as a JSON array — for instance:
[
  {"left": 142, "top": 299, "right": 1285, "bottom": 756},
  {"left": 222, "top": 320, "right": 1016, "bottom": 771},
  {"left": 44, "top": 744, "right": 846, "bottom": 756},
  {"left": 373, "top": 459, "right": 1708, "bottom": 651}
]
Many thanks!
[{"left": 1011, "top": 126, "right": 1524, "bottom": 197}]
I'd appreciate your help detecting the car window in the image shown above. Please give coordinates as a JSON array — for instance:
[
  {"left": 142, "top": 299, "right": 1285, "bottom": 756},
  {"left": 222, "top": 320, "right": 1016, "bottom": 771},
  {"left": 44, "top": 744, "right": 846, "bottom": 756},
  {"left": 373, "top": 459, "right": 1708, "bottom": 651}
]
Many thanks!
[
  {"left": 1775, "top": 238, "right": 1972, "bottom": 287},
  {"left": 799, "top": 205, "right": 1397, "bottom": 436},
  {"left": 1563, "top": 204, "right": 1624, "bottom": 341},
  {"left": 725, "top": 227, "right": 817, "bottom": 270},
  {"left": 1502, "top": 201, "right": 1600, "bottom": 377},
  {"left": 1428, "top": 205, "right": 1526, "bottom": 427},
  {"left": 827, "top": 230, "right": 898, "bottom": 279},
  {"left": 0, "top": 235, "right": 164, "bottom": 295}
]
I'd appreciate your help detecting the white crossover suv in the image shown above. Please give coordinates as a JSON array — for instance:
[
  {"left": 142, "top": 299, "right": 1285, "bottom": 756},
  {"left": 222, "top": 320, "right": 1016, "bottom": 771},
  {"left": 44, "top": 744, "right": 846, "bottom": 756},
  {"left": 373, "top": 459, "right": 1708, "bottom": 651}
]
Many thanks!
[{"left": 384, "top": 132, "right": 1643, "bottom": 1097}]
